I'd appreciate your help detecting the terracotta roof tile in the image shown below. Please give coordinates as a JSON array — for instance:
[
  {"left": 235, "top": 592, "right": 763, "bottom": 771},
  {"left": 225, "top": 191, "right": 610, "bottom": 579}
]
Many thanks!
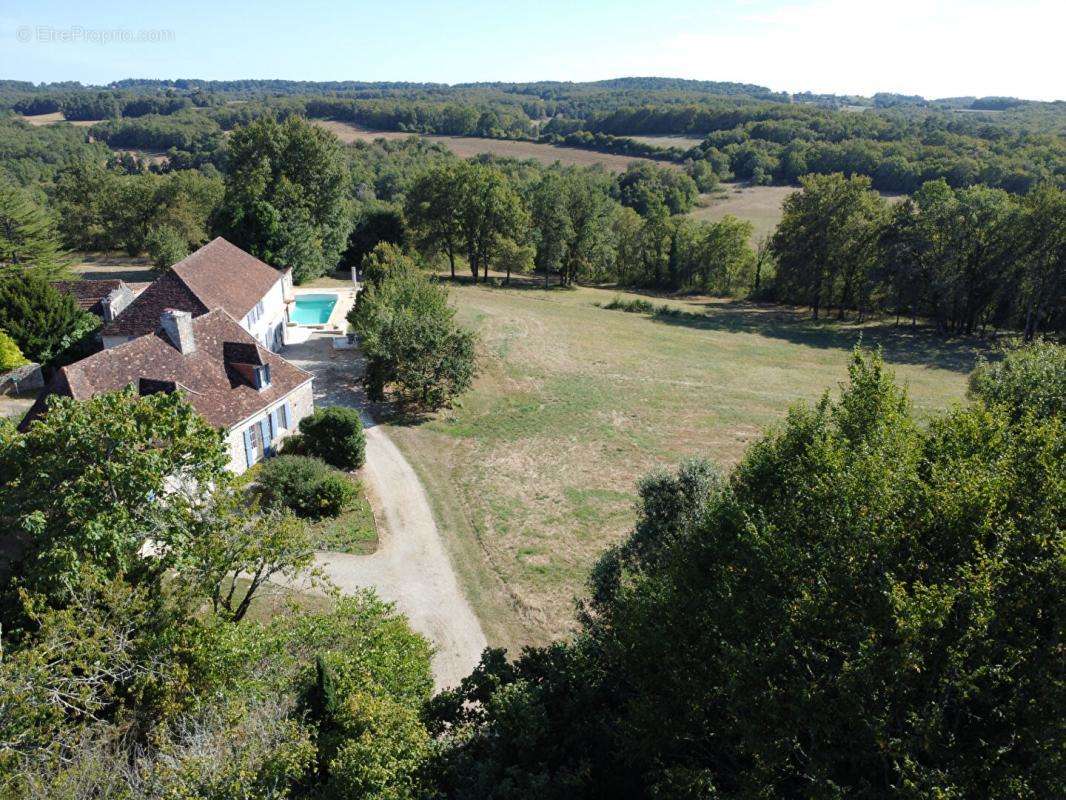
[
  {"left": 22, "top": 309, "right": 311, "bottom": 432},
  {"left": 100, "top": 238, "right": 284, "bottom": 339},
  {"left": 100, "top": 271, "right": 207, "bottom": 337},
  {"left": 52, "top": 279, "right": 127, "bottom": 316}
]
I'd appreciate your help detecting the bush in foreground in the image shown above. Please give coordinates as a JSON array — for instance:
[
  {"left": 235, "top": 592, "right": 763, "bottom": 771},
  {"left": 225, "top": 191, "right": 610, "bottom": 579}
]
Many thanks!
[
  {"left": 0, "top": 329, "right": 28, "bottom": 372},
  {"left": 427, "top": 349, "right": 1065, "bottom": 799},
  {"left": 969, "top": 340, "right": 1066, "bottom": 421},
  {"left": 257, "top": 454, "right": 354, "bottom": 520},
  {"left": 298, "top": 406, "right": 367, "bottom": 471},
  {"left": 0, "top": 271, "right": 98, "bottom": 367}
]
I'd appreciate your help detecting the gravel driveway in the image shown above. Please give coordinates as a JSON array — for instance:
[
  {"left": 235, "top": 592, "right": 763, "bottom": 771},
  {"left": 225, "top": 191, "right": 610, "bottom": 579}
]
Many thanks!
[{"left": 284, "top": 334, "right": 487, "bottom": 690}]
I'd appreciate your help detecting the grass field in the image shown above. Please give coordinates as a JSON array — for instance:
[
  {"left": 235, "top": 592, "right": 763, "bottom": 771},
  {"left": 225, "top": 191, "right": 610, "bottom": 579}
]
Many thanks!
[
  {"left": 70, "top": 252, "right": 156, "bottom": 283},
  {"left": 384, "top": 279, "right": 995, "bottom": 652},
  {"left": 311, "top": 119, "right": 668, "bottom": 173},
  {"left": 20, "top": 112, "right": 98, "bottom": 127},
  {"left": 628, "top": 134, "right": 704, "bottom": 149},
  {"left": 688, "top": 183, "right": 799, "bottom": 242}
]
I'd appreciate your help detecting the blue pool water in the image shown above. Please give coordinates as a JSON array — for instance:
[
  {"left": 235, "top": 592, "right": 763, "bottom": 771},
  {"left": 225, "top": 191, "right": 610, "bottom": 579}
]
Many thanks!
[{"left": 291, "top": 294, "right": 338, "bottom": 325}]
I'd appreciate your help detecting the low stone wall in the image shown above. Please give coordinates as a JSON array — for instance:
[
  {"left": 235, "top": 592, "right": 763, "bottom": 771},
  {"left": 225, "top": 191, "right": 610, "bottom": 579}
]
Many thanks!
[{"left": 0, "top": 363, "right": 43, "bottom": 395}]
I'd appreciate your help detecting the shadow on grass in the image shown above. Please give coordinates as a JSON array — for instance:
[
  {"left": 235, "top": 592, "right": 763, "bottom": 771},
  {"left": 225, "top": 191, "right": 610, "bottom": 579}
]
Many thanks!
[
  {"left": 74, "top": 267, "right": 157, "bottom": 283},
  {"left": 604, "top": 299, "right": 998, "bottom": 374},
  {"left": 437, "top": 271, "right": 579, "bottom": 293}
]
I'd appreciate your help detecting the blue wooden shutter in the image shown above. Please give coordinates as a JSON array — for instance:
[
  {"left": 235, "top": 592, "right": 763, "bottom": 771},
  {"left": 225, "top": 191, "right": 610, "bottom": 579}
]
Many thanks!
[
  {"left": 269, "top": 409, "right": 279, "bottom": 440},
  {"left": 243, "top": 428, "right": 254, "bottom": 468},
  {"left": 258, "top": 419, "right": 271, "bottom": 455},
  {"left": 281, "top": 401, "right": 291, "bottom": 429}
]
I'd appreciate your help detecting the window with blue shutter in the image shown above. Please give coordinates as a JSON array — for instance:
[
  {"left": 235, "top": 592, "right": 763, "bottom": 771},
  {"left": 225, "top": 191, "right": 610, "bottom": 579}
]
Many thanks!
[
  {"left": 269, "top": 409, "right": 279, "bottom": 440},
  {"left": 258, "top": 419, "right": 271, "bottom": 455},
  {"left": 281, "top": 401, "right": 291, "bottom": 429},
  {"left": 243, "top": 428, "right": 254, "bottom": 468}
]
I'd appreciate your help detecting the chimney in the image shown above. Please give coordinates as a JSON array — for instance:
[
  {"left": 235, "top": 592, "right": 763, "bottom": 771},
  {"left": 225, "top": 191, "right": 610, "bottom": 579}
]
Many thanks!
[
  {"left": 101, "top": 285, "right": 133, "bottom": 322},
  {"left": 160, "top": 309, "right": 196, "bottom": 355}
]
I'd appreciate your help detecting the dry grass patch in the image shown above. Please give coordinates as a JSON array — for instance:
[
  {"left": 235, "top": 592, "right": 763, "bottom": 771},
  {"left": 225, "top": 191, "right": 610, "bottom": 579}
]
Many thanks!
[
  {"left": 385, "top": 281, "right": 994, "bottom": 651},
  {"left": 628, "top": 134, "right": 704, "bottom": 149},
  {"left": 310, "top": 119, "right": 668, "bottom": 173},
  {"left": 20, "top": 113, "right": 98, "bottom": 127},
  {"left": 688, "top": 182, "right": 799, "bottom": 242},
  {"left": 114, "top": 148, "right": 170, "bottom": 166},
  {"left": 70, "top": 252, "right": 156, "bottom": 283}
]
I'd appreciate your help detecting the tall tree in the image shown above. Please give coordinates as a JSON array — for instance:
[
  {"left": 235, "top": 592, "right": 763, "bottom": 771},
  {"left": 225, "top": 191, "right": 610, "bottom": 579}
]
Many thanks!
[
  {"left": 215, "top": 115, "right": 351, "bottom": 283},
  {"left": 1015, "top": 183, "right": 1066, "bottom": 340},
  {"left": 771, "top": 173, "right": 886, "bottom": 319},
  {"left": 0, "top": 271, "right": 97, "bottom": 367},
  {"left": 406, "top": 163, "right": 465, "bottom": 279},
  {"left": 348, "top": 247, "right": 476, "bottom": 409},
  {"left": 0, "top": 183, "right": 67, "bottom": 278},
  {"left": 455, "top": 163, "right": 528, "bottom": 283},
  {"left": 528, "top": 172, "right": 573, "bottom": 288}
]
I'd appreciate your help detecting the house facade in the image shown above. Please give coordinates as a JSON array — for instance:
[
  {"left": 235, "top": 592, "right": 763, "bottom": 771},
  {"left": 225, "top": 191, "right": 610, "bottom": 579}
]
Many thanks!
[
  {"left": 22, "top": 307, "right": 314, "bottom": 474},
  {"left": 100, "top": 238, "right": 293, "bottom": 352}
]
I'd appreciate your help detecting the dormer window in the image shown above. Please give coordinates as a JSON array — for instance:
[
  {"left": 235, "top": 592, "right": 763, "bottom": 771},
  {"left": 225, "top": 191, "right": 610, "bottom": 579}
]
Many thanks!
[{"left": 253, "top": 364, "right": 271, "bottom": 390}]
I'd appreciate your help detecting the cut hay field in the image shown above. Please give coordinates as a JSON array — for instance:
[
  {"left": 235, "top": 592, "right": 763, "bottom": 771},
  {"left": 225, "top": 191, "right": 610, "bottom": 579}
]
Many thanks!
[
  {"left": 627, "top": 134, "right": 704, "bottom": 149},
  {"left": 20, "top": 112, "right": 98, "bottom": 127},
  {"left": 311, "top": 119, "right": 667, "bottom": 173},
  {"left": 688, "top": 183, "right": 799, "bottom": 242},
  {"left": 385, "top": 280, "right": 995, "bottom": 653}
]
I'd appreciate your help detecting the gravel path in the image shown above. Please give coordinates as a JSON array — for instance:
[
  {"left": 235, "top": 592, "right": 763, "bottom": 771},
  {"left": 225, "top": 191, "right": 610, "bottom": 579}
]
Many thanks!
[{"left": 285, "top": 334, "right": 487, "bottom": 690}]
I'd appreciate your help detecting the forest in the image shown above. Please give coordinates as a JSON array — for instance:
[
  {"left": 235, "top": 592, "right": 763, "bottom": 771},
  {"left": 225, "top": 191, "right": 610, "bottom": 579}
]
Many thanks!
[
  {"left": 1, "top": 101, "right": 1063, "bottom": 340},
  {"left": 2, "top": 77, "right": 1063, "bottom": 194}
]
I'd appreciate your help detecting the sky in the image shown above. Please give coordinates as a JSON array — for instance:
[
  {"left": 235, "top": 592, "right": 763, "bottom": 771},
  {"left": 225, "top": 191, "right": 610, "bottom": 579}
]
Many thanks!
[{"left": 1, "top": 0, "right": 1063, "bottom": 101}]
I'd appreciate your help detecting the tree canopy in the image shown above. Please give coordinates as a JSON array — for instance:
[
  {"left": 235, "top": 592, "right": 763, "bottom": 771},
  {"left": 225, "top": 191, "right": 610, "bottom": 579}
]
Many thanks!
[
  {"left": 0, "top": 271, "right": 98, "bottom": 367},
  {"left": 426, "top": 349, "right": 1066, "bottom": 799},
  {"left": 215, "top": 115, "right": 351, "bottom": 283},
  {"left": 349, "top": 244, "right": 476, "bottom": 409}
]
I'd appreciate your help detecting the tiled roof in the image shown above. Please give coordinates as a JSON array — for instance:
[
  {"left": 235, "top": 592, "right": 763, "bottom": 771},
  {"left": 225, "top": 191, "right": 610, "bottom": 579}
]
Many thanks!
[
  {"left": 100, "top": 238, "right": 284, "bottom": 338},
  {"left": 21, "top": 309, "right": 311, "bottom": 432},
  {"left": 52, "top": 279, "right": 126, "bottom": 316},
  {"left": 99, "top": 271, "right": 207, "bottom": 337}
]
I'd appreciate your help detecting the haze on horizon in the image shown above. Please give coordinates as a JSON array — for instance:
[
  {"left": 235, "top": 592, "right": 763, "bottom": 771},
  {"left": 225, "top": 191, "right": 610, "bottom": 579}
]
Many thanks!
[{"left": 1, "top": 0, "right": 1062, "bottom": 103}]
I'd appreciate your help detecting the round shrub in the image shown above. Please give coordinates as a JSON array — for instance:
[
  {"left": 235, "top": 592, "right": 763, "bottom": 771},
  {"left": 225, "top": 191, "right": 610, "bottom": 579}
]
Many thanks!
[
  {"left": 298, "top": 407, "right": 367, "bottom": 471},
  {"left": 257, "top": 455, "right": 354, "bottom": 520}
]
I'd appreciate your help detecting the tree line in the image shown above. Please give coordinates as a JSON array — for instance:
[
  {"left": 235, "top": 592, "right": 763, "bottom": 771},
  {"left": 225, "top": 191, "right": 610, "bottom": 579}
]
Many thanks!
[
  {"left": 3, "top": 112, "right": 1063, "bottom": 338},
  {"left": 5, "top": 78, "right": 1062, "bottom": 199},
  {"left": 770, "top": 173, "right": 1066, "bottom": 339}
]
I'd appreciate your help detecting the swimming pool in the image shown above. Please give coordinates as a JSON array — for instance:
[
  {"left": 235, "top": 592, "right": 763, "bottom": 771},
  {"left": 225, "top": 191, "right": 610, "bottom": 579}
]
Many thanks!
[{"left": 291, "top": 294, "right": 338, "bottom": 325}]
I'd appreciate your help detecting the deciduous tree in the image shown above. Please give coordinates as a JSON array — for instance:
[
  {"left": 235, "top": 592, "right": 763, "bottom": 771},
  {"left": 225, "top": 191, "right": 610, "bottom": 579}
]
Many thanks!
[{"left": 216, "top": 115, "right": 351, "bottom": 282}]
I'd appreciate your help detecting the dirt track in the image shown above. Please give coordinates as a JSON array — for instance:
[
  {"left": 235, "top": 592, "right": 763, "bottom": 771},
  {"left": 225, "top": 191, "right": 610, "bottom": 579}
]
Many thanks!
[{"left": 284, "top": 334, "right": 487, "bottom": 690}]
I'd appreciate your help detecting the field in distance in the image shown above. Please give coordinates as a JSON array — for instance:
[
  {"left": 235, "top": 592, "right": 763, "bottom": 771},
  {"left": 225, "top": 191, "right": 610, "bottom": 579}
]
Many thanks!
[
  {"left": 20, "top": 112, "right": 99, "bottom": 127},
  {"left": 689, "top": 183, "right": 799, "bottom": 242},
  {"left": 385, "top": 278, "right": 994, "bottom": 653},
  {"left": 311, "top": 119, "right": 670, "bottom": 173},
  {"left": 627, "top": 134, "right": 704, "bottom": 149}
]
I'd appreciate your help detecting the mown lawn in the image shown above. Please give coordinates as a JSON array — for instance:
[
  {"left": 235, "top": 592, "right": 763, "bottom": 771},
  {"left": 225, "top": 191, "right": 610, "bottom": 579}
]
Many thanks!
[{"left": 385, "top": 279, "right": 996, "bottom": 652}]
